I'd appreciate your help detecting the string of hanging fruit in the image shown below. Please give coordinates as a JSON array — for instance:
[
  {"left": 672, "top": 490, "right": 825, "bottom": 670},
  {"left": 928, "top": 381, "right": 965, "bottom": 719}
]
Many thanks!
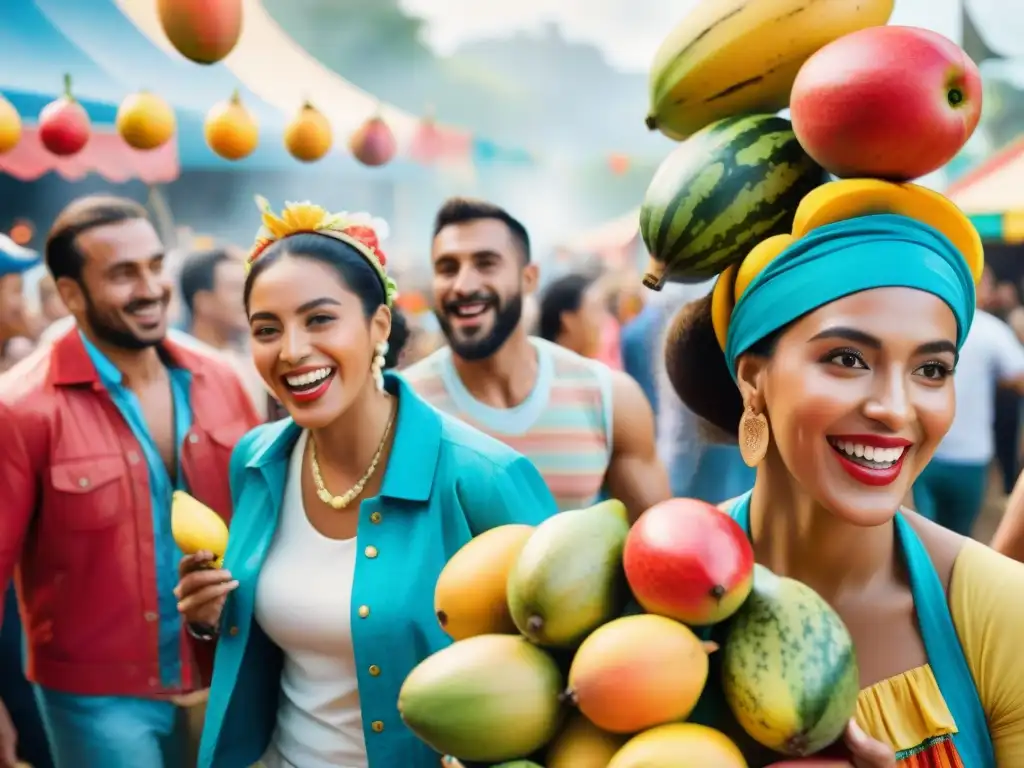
[{"left": 0, "top": 0, "right": 400, "bottom": 167}]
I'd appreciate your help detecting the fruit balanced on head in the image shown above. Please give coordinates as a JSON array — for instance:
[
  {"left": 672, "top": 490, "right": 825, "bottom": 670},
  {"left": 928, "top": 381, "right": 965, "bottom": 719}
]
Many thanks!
[{"left": 790, "top": 26, "right": 982, "bottom": 182}]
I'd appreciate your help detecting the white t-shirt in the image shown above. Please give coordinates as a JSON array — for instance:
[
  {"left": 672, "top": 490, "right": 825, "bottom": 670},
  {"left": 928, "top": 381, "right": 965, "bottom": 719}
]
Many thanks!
[
  {"left": 935, "top": 310, "right": 1024, "bottom": 464},
  {"left": 254, "top": 430, "right": 368, "bottom": 768}
]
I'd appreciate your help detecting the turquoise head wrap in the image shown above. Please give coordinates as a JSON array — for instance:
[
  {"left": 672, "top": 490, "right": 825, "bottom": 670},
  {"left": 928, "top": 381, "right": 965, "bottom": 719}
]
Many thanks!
[{"left": 724, "top": 213, "right": 976, "bottom": 380}]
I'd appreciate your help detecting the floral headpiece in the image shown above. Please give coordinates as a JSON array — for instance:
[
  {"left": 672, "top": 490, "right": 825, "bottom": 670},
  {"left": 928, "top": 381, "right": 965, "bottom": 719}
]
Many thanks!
[{"left": 247, "top": 195, "right": 398, "bottom": 307}]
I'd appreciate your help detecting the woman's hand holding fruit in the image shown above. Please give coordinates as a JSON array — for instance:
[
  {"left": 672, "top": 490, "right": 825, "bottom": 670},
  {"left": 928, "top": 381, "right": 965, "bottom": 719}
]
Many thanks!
[{"left": 175, "top": 550, "right": 238, "bottom": 631}]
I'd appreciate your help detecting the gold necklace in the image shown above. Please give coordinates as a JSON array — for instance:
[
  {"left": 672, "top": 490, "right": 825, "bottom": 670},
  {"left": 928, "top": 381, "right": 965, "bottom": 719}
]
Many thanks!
[{"left": 310, "top": 402, "right": 395, "bottom": 510}]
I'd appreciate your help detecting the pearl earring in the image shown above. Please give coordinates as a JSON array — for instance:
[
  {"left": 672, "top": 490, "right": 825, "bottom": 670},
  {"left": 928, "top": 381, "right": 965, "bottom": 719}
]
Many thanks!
[{"left": 372, "top": 341, "right": 389, "bottom": 392}]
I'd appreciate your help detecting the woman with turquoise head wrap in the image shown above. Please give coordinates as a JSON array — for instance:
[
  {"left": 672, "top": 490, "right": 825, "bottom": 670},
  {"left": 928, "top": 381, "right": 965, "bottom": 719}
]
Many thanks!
[{"left": 665, "top": 179, "right": 1024, "bottom": 767}]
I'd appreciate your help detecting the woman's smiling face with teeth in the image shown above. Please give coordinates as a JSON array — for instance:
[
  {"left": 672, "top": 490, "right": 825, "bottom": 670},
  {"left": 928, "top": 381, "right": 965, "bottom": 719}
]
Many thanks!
[
  {"left": 735, "top": 287, "right": 959, "bottom": 526},
  {"left": 247, "top": 253, "right": 390, "bottom": 429}
]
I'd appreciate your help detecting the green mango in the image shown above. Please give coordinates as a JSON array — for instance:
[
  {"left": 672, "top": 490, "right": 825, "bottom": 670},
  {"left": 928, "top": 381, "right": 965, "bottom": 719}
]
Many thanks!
[
  {"left": 507, "top": 499, "right": 632, "bottom": 648},
  {"left": 399, "top": 634, "right": 563, "bottom": 762}
]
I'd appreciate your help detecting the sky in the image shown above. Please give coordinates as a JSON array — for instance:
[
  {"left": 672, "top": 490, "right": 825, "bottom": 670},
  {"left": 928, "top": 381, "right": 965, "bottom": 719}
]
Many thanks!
[{"left": 401, "top": 0, "right": 965, "bottom": 73}]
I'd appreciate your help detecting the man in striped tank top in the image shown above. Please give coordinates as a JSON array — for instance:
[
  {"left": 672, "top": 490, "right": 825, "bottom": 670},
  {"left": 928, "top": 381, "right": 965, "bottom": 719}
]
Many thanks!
[{"left": 403, "top": 198, "right": 670, "bottom": 520}]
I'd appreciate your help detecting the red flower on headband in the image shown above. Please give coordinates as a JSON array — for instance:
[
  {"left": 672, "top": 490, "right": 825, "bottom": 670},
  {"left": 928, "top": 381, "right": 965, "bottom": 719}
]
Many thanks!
[{"left": 343, "top": 225, "right": 387, "bottom": 267}]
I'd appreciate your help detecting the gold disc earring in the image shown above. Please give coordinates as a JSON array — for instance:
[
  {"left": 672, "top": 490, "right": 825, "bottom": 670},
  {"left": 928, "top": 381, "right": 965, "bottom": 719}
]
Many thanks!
[{"left": 738, "top": 404, "right": 770, "bottom": 468}]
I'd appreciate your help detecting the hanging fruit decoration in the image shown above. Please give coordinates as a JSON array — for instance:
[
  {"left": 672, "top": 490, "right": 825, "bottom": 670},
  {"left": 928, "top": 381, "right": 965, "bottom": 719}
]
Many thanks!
[
  {"left": 0, "top": 93, "right": 21, "bottom": 154},
  {"left": 204, "top": 90, "right": 258, "bottom": 161},
  {"left": 285, "top": 101, "right": 333, "bottom": 163},
  {"left": 349, "top": 111, "right": 396, "bottom": 167},
  {"left": 157, "top": 0, "right": 243, "bottom": 65},
  {"left": 116, "top": 91, "right": 177, "bottom": 151},
  {"left": 608, "top": 153, "right": 631, "bottom": 175},
  {"left": 39, "top": 74, "right": 91, "bottom": 157},
  {"left": 408, "top": 110, "right": 442, "bottom": 165}
]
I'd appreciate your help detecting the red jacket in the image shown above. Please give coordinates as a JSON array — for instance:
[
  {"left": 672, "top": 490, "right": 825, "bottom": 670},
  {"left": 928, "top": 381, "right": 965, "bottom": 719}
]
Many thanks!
[{"left": 0, "top": 329, "right": 260, "bottom": 697}]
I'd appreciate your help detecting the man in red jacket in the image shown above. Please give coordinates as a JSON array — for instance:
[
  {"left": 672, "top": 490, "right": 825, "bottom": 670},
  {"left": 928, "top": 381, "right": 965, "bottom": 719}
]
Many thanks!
[{"left": 0, "top": 195, "right": 260, "bottom": 768}]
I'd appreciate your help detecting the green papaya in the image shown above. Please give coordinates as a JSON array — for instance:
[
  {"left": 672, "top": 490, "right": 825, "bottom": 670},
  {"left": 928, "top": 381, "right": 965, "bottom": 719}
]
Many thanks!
[{"left": 722, "top": 564, "right": 859, "bottom": 757}]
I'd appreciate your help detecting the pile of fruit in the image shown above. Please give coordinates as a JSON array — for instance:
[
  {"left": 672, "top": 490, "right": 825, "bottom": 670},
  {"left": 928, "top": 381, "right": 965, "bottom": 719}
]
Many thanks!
[
  {"left": 398, "top": 499, "right": 860, "bottom": 767},
  {"left": 639, "top": 0, "right": 982, "bottom": 289}
]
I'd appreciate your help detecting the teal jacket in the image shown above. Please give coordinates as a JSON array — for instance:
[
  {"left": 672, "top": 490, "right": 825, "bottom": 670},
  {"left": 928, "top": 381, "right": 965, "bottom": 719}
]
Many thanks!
[{"left": 198, "top": 373, "right": 558, "bottom": 767}]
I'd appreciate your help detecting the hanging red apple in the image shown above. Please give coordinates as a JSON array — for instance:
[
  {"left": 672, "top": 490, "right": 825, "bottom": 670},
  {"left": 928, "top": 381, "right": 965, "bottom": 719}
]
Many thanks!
[
  {"left": 39, "top": 74, "right": 91, "bottom": 157},
  {"left": 349, "top": 112, "right": 396, "bottom": 167},
  {"left": 157, "top": 0, "right": 243, "bottom": 65}
]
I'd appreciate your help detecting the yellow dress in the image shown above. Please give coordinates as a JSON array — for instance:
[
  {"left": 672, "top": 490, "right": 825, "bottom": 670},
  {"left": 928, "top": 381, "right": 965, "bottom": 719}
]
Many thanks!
[{"left": 857, "top": 540, "right": 1024, "bottom": 765}]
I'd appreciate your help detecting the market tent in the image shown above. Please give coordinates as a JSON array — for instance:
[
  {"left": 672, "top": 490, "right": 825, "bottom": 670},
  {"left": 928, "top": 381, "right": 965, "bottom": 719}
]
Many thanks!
[{"left": 947, "top": 137, "right": 1024, "bottom": 242}]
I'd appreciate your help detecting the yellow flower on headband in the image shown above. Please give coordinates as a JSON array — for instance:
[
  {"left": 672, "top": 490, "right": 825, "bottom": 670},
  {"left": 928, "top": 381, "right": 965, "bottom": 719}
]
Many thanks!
[{"left": 247, "top": 195, "right": 399, "bottom": 307}]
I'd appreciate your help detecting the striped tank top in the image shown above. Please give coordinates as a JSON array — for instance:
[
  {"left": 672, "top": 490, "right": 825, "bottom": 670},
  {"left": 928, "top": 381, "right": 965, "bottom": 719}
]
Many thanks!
[{"left": 402, "top": 338, "right": 613, "bottom": 511}]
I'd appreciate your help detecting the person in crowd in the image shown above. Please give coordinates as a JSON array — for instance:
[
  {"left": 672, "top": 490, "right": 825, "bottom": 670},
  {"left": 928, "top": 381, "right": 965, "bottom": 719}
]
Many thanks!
[
  {"left": 976, "top": 267, "right": 1024, "bottom": 495},
  {"left": 656, "top": 281, "right": 755, "bottom": 504},
  {"left": 0, "top": 195, "right": 261, "bottom": 768},
  {"left": 912, "top": 273, "right": 1024, "bottom": 536},
  {"left": 404, "top": 197, "right": 669, "bottom": 520},
  {"left": 175, "top": 200, "right": 557, "bottom": 768},
  {"left": 0, "top": 234, "right": 35, "bottom": 346},
  {"left": 0, "top": 235, "right": 52, "bottom": 768},
  {"left": 37, "top": 274, "right": 69, "bottom": 327},
  {"left": 620, "top": 291, "right": 661, "bottom": 411},
  {"left": 669, "top": 180, "right": 1024, "bottom": 765},
  {"left": 179, "top": 246, "right": 272, "bottom": 419},
  {"left": 383, "top": 305, "right": 410, "bottom": 369},
  {"left": 537, "top": 271, "right": 605, "bottom": 359}
]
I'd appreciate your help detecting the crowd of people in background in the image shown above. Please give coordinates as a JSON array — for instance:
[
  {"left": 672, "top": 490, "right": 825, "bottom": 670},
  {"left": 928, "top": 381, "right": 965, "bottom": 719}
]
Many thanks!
[{"left": 3, "top": 192, "right": 1024, "bottom": 767}]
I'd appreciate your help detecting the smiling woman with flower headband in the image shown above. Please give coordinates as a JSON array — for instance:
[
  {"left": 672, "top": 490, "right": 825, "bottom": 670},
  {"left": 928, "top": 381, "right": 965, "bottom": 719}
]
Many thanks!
[
  {"left": 173, "top": 198, "right": 557, "bottom": 768},
  {"left": 667, "top": 179, "right": 1024, "bottom": 767}
]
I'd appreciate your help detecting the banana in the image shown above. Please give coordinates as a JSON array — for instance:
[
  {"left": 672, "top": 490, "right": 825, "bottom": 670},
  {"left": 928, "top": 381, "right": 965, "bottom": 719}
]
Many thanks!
[{"left": 647, "top": 0, "right": 894, "bottom": 141}]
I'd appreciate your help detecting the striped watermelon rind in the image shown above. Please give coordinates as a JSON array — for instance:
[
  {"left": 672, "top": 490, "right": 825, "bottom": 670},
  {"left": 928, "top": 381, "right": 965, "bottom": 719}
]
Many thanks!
[
  {"left": 721, "top": 564, "right": 860, "bottom": 757},
  {"left": 640, "top": 114, "right": 827, "bottom": 288}
]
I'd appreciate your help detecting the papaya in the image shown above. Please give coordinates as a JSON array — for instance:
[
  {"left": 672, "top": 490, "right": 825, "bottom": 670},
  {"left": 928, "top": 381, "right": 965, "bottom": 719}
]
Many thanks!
[
  {"left": 547, "top": 711, "right": 626, "bottom": 768},
  {"left": 722, "top": 565, "right": 859, "bottom": 757},
  {"left": 507, "top": 499, "right": 631, "bottom": 648},
  {"left": 398, "top": 634, "right": 563, "bottom": 763},
  {"left": 171, "top": 491, "right": 228, "bottom": 568},
  {"left": 435, "top": 524, "right": 535, "bottom": 641},
  {"left": 565, "top": 614, "right": 710, "bottom": 734},
  {"left": 608, "top": 723, "right": 747, "bottom": 767}
]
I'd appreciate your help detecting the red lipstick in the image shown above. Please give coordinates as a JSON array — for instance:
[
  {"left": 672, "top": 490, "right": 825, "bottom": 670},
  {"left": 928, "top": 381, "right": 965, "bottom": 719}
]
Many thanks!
[
  {"left": 280, "top": 366, "right": 336, "bottom": 404},
  {"left": 828, "top": 435, "right": 912, "bottom": 487}
]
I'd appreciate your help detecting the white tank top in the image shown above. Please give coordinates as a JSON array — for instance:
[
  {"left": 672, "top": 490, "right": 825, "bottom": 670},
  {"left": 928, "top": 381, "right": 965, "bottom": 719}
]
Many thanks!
[{"left": 254, "top": 430, "right": 368, "bottom": 768}]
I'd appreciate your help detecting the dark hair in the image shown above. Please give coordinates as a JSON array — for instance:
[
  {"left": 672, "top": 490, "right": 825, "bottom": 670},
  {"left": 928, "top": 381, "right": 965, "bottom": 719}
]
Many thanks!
[
  {"left": 179, "top": 249, "right": 233, "bottom": 313},
  {"left": 664, "top": 293, "right": 778, "bottom": 435},
  {"left": 384, "top": 307, "right": 410, "bottom": 369},
  {"left": 433, "top": 197, "right": 531, "bottom": 262},
  {"left": 46, "top": 195, "right": 149, "bottom": 282},
  {"left": 538, "top": 273, "right": 595, "bottom": 342},
  {"left": 243, "top": 232, "right": 388, "bottom": 320}
]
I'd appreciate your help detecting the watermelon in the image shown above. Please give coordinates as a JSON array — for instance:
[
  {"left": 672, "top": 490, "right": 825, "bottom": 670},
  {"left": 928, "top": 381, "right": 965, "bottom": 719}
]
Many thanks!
[
  {"left": 640, "top": 114, "right": 827, "bottom": 289},
  {"left": 721, "top": 565, "right": 859, "bottom": 758}
]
